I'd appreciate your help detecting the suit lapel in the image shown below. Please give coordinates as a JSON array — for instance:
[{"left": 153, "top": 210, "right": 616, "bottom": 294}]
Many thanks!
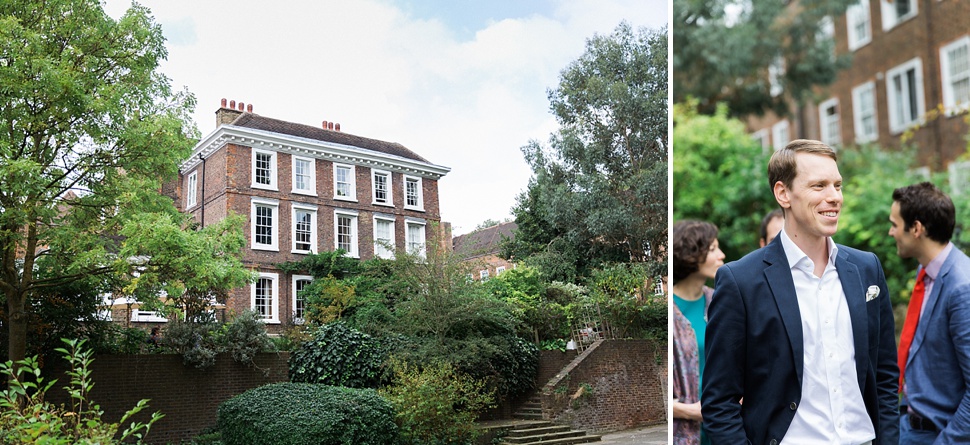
[
  {"left": 910, "top": 249, "right": 955, "bottom": 363},
  {"left": 763, "top": 240, "right": 805, "bottom": 384},
  {"left": 836, "top": 248, "right": 869, "bottom": 388}
]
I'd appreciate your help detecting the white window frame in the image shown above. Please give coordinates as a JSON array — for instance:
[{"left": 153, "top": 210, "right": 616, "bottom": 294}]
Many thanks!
[
  {"left": 404, "top": 175, "right": 424, "bottom": 211},
  {"left": 818, "top": 98, "right": 841, "bottom": 147},
  {"left": 251, "top": 149, "right": 278, "bottom": 191},
  {"left": 333, "top": 164, "right": 356, "bottom": 202},
  {"left": 405, "top": 219, "right": 426, "bottom": 258},
  {"left": 371, "top": 169, "right": 393, "bottom": 206},
  {"left": 251, "top": 198, "right": 279, "bottom": 251},
  {"left": 852, "top": 81, "right": 879, "bottom": 143},
  {"left": 373, "top": 216, "right": 396, "bottom": 259},
  {"left": 291, "top": 203, "right": 317, "bottom": 254},
  {"left": 880, "top": 0, "right": 917, "bottom": 32},
  {"left": 480, "top": 270, "right": 490, "bottom": 281},
  {"left": 751, "top": 129, "right": 769, "bottom": 150},
  {"left": 292, "top": 156, "right": 316, "bottom": 196},
  {"left": 846, "top": 0, "right": 871, "bottom": 51},
  {"left": 334, "top": 209, "right": 359, "bottom": 258},
  {"left": 496, "top": 266, "right": 506, "bottom": 276},
  {"left": 252, "top": 272, "right": 280, "bottom": 324},
  {"left": 131, "top": 308, "right": 168, "bottom": 322},
  {"left": 941, "top": 36, "right": 970, "bottom": 112},
  {"left": 769, "top": 57, "right": 785, "bottom": 97},
  {"left": 771, "top": 120, "right": 790, "bottom": 151},
  {"left": 185, "top": 170, "right": 198, "bottom": 209},
  {"left": 886, "top": 57, "right": 925, "bottom": 134},
  {"left": 292, "top": 275, "right": 312, "bottom": 324}
]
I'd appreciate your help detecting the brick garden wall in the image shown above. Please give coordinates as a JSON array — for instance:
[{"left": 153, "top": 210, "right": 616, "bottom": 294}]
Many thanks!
[
  {"left": 540, "top": 339, "right": 667, "bottom": 433},
  {"left": 44, "top": 352, "right": 289, "bottom": 445}
]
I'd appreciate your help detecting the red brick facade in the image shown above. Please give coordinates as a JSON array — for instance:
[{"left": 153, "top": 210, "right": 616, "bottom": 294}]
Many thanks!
[
  {"left": 154, "top": 102, "right": 450, "bottom": 330},
  {"left": 748, "top": 0, "right": 970, "bottom": 170}
]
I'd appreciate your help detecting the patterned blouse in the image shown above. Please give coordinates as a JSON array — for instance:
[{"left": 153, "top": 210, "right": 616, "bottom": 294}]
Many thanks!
[{"left": 672, "top": 301, "right": 701, "bottom": 445}]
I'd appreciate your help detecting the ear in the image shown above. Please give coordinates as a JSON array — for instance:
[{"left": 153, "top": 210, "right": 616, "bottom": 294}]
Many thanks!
[
  {"left": 911, "top": 220, "right": 925, "bottom": 238},
  {"left": 773, "top": 181, "right": 791, "bottom": 209}
]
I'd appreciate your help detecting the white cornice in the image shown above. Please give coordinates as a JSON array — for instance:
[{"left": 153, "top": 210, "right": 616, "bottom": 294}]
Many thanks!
[{"left": 179, "top": 125, "right": 451, "bottom": 179}]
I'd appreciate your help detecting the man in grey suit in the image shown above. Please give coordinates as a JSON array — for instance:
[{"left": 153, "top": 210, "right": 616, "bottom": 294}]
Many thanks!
[
  {"left": 891, "top": 182, "right": 970, "bottom": 444},
  {"left": 702, "top": 139, "right": 899, "bottom": 444}
]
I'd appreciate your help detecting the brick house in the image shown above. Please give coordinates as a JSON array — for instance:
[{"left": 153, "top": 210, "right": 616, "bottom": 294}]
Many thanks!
[
  {"left": 122, "top": 99, "right": 450, "bottom": 331},
  {"left": 747, "top": 0, "right": 970, "bottom": 177},
  {"left": 453, "top": 221, "right": 517, "bottom": 281}
]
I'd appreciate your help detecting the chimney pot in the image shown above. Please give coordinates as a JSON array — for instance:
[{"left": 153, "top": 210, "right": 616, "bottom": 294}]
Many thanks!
[
  {"left": 335, "top": 123, "right": 341, "bottom": 131},
  {"left": 247, "top": 104, "right": 253, "bottom": 113},
  {"left": 322, "top": 120, "right": 328, "bottom": 129},
  {"left": 328, "top": 122, "right": 334, "bottom": 130},
  {"left": 238, "top": 102, "right": 245, "bottom": 111},
  {"left": 221, "top": 98, "right": 227, "bottom": 107},
  {"left": 229, "top": 100, "right": 236, "bottom": 109}
]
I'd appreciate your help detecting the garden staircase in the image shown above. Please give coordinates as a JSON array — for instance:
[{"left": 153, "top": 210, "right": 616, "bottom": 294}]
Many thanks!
[{"left": 500, "top": 395, "right": 602, "bottom": 444}]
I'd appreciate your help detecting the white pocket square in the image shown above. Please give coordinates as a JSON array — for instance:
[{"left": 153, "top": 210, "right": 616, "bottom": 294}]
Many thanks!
[{"left": 866, "top": 285, "right": 880, "bottom": 302}]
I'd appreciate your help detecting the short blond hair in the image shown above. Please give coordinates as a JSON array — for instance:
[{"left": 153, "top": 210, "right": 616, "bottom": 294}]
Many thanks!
[{"left": 768, "top": 139, "right": 837, "bottom": 191}]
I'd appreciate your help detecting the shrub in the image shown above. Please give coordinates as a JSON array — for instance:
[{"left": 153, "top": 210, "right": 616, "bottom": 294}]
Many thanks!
[
  {"left": 163, "top": 320, "right": 219, "bottom": 369},
  {"left": 0, "top": 339, "right": 162, "bottom": 444},
  {"left": 217, "top": 383, "right": 397, "bottom": 445},
  {"left": 288, "top": 321, "right": 388, "bottom": 387},
  {"left": 219, "top": 309, "right": 275, "bottom": 365},
  {"left": 380, "top": 360, "right": 495, "bottom": 445}
]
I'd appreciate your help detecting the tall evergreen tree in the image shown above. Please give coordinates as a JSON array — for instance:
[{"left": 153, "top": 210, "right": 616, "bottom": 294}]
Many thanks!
[{"left": 508, "top": 22, "right": 667, "bottom": 280}]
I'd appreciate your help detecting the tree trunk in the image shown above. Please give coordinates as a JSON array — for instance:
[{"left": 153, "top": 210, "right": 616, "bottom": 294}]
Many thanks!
[{"left": 6, "top": 289, "right": 27, "bottom": 365}]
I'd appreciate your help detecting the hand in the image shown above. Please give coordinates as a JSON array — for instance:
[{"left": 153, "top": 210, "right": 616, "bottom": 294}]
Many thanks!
[{"left": 672, "top": 400, "right": 703, "bottom": 421}]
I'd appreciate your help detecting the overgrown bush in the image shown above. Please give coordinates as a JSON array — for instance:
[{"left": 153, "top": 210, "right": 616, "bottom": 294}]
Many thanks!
[
  {"left": 220, "top": 309, "right": 275, "bottom": 365},
  {"left": 288, "top": 321, "right": 388, "bottom": 387},
  {"left": 218, "top": 383, "right": 397, "bottom": 445},
  {"left": 380, "top": 360, "right": 495, "bottom": 445},
  {"left": 0, "top": 339, "right": 162, "bottom": 444},
  {"left": 163, "top": 320, "right": 219, "bottom": 369}
]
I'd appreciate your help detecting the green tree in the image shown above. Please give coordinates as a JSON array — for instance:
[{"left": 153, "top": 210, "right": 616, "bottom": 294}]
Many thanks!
[
  {"left": 673, "top": 102, "right": 776, "bottom": 261},
  {"left": 0, "top": 0, "right": 198, "bottom": 363},
  {"left": 508, "top": 22, "right": 668, "bottom": 280},
  {"left": 674, "top": 0, "right": 852, "bottom": 126}
]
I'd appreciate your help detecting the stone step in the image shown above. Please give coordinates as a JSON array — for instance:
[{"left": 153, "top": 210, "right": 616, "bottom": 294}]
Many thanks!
[
  {"left": 499, "top": 433, "right": 602, "bottom": 445},
  {"left": 503, "top": 429, "right": 587, "bottom": 443},
  {"left": 513, "top": 411, "right": 544, "bottom": 420},
  {"left": 507, "top": 425, "right": 571, "bottom": 437}
]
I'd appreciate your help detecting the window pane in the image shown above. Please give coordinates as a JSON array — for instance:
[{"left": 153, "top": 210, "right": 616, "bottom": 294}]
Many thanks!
[
  {"left": 255, "top": 153, "right": 272, "bottom": 185},
  {"left": 375, "top": 173, "right": 388, "bottom": 203},
  {"left": 295, "top": 159, "right": 310, "bottom": 190},
  {"left": 255, "top": 205, "right": 273, "bottom": 245},
  {"left": 338, "top": 215, "right": 352, "bottom": 251},
  {"left": 406, "top": 178, "right": 419, "bottom": 206},
  {"left": 256, "top": 278, "right": 272, "bottom": 318},
  {"left": 295, "top": 279, "right": 309, "bottom": 319},
  {"left": 295, "top": 210, "right": 312, "bottom": 251},
  {"left": 336, "top": 167, "right": 351, "bottom": 197}
]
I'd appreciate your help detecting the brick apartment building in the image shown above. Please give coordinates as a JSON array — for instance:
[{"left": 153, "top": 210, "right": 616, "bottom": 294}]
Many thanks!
[
  {"left": 452, "top": 221, "right": 517, "bottom": 281},
  {"left": 747, "top": 0, "right": 970, "bottom": 175},
  {"left": 119, "top": 99, "right": 450, "bottom": 330}
]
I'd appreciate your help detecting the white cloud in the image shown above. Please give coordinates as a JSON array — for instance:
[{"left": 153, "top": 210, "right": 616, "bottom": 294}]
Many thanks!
[{"left": 103, "top": 0, "right": 666, "bottom": 235}]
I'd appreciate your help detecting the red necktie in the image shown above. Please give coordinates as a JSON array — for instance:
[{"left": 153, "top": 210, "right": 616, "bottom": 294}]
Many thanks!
[{"left": 898, "top": 268, "right": 927, "bottom": 390}]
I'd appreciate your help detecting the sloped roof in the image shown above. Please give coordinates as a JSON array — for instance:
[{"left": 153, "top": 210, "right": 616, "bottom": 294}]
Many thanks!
[
  {"left": 453, "top": 221, "right": 517, "bottom": 260},
  {"left": 229, "top": 112, "right": 430, "bottom": 163}
]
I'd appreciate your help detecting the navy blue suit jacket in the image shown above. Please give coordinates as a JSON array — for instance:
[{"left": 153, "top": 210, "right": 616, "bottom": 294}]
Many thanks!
[
  {"left": 701, "top": 237, "right": 899, "bottom": 445},
  {"left": 904, "top": 246, "right": 970, "bottom": 442}
]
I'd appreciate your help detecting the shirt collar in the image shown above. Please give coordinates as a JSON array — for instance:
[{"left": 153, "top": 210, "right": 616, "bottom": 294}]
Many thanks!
[
  {"left": 922, "top": 242, "right": 954, "bottom": 281},
  {"left": 779, "top": 228, "right": 839, "bottom": 270}
]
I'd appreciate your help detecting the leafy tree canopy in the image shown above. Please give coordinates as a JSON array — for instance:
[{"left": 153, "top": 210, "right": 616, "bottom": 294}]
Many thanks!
[
  {"left": 507, "top": 22, "right": 668, "bottom": 281},
  {"left": 674, "top": 0, "right": 853, "bottom": 117},
  {"left": 0, "top": 0, "right": 244, "bottom": 363}
]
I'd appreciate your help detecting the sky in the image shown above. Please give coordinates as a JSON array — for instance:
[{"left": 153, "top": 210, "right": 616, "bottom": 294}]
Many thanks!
[{"left": 103, "top": 0, "right": 668, "bottom": 236}]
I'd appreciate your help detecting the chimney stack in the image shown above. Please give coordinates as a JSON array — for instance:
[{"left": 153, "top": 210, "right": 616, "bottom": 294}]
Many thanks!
[{"left": 216, "top": 98, "right": 253, "bottom": 127}]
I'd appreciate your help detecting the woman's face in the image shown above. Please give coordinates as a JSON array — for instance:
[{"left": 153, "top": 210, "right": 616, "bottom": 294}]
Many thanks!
[{"left": 696, "top": 239, "right": 725, "bottom": 280}]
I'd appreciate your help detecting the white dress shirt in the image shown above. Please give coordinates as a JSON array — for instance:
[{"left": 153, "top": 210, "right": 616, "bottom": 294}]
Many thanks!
[{"left": 780, "top": 230, "right": 875, "bottom": 445}]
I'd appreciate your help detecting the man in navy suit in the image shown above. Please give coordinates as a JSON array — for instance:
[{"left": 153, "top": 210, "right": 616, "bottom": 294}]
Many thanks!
[
  {"left": 701, "top": 139, "right": 899, "bottom": 444},
  {"left": 891, "top": 182, "right": 970, "bottom": 444}
]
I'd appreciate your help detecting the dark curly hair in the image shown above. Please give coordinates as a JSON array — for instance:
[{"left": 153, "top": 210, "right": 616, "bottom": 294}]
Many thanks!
[{"left": 673, "top": 220, "right": 719, "bottom": 283}]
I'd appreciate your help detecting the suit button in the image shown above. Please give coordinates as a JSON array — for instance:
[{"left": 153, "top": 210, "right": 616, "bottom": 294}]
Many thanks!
[
  {"left": 770, "top": 440, "right": 778, "bottom": 445},
  {"left": 789, "top": 402, "right": 797, "bottom": 410}
]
